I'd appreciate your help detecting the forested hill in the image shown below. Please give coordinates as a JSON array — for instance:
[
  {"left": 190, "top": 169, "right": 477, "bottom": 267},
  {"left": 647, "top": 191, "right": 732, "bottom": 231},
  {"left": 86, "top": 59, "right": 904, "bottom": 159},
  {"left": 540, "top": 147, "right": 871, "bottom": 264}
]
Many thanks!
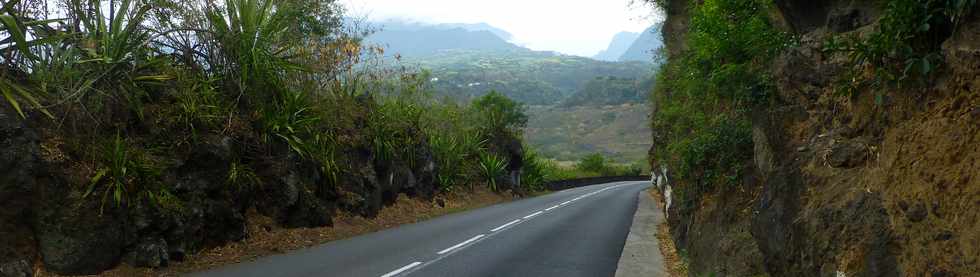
[{"left": 402, "top": 50, "right": 653, "bottom": 105}]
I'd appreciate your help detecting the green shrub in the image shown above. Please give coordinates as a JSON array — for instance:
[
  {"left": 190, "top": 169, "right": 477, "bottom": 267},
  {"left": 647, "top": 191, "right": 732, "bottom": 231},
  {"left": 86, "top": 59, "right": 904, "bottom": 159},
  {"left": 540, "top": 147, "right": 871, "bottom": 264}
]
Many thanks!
[
  {"left": 472, "top": 90, "right": 528, "bottom": 137},
  {"left": 520, "top": 147, "right": 548, "bottom": 191},
  {"left": 577, "top": 153, "right": 607, "bottom": 173},
  {"left": 84, "top": 131, "right": 163, "bottom": 210},
  {"left": 824, "top": 0, "right": 976, "bottom": 100}
]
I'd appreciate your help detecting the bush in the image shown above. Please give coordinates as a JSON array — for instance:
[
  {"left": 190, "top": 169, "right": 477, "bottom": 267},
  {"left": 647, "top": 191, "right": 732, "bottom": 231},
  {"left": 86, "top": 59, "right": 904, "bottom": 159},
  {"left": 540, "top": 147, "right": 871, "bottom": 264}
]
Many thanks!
[
  {"left": 577, "top": 153, "right": 608, "bottom": 173},
  {"left": 471, "top": 90, "right": 528, "bottom": 137}
]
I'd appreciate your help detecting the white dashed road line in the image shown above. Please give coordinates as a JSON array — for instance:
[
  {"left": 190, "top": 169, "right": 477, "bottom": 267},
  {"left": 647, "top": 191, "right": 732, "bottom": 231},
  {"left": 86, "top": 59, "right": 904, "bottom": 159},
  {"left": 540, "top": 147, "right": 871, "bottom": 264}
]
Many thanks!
[
  {"left": 381, "top": 262, "right": 422, "bottom": 277},
  {"left": 379, "top": 182, "right": 639, "bottom": 277},
  {"left": 522, "top": 211, "right": 544, "bottom": 219},
  {"left": 490, "top": 219, "right": 521, "bottom": 232},
  {"left": 437, "top": 234, "right": 486, "bottom": 255}
]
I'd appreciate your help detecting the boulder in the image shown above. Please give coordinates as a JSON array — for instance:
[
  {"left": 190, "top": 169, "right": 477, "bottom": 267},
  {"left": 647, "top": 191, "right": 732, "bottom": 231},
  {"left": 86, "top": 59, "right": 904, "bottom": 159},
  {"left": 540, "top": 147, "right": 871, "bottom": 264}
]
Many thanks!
[
  {"left": 34, "top": 197, "right": 124, "bottom": 275},
  {"left": 0, "top": 107, "right": 39, "bottom": 277},
  {"left": 409, "top": 145, "right": 438, "bottom": 199},
  {"left": 123, "top": 238, "right": 169, "bottom": 268},
  {"left": 257, "top": 158, "right": 334, "bottom": 228},
  {"left": 338, "top": 147, "right": 383, "bottom": 217},
  {"left": 943, "top": 9, "right": 980, "bottom": 75},
  {"left": 827, "top": 140, "right": 869, "bottom": 168},
  {"left": 0, "top": 260, "right": 30, "bottom": 277}
]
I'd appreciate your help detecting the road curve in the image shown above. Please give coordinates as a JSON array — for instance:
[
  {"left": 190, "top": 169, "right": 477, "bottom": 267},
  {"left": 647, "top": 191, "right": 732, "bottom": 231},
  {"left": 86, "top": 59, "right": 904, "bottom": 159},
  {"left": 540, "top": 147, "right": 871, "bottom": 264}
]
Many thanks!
[{"left": 192, "top": 181, "right": 653, "bottom": 277}]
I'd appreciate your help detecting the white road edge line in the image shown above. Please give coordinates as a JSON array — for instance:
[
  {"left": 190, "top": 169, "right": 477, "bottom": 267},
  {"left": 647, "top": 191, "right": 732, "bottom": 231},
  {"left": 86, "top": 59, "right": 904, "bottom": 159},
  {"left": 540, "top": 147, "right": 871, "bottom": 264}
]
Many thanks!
[
  {"left": 523, "top": 211, "right": 544, "bottom": 219},
  {"left": 561, "top": 200, "right": 572, "bottom": 205},
  {"left": 437, "top": 234, "right": 486, "bottom": 255},
  {"left": 490, "top": 219, "right": 521, "bottom": 232},
  {"left": 544, "top": 205, "right": 560, "bottom": 211},
  {"left": 380, "top": 262, "right": 422, "bottom": 277}
]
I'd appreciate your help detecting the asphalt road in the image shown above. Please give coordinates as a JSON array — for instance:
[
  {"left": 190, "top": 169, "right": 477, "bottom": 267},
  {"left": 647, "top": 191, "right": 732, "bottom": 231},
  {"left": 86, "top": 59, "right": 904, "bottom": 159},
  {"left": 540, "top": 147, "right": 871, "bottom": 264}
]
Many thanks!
[{"left": 192, "top": 181, "right": 653, "bottom": 277}]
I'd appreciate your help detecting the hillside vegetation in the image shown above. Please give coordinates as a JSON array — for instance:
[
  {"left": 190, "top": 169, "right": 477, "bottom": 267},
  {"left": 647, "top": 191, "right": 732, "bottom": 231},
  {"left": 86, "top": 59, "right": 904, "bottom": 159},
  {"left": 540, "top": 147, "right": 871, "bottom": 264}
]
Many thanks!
[
  {"left": 526, "top": 104, "right": 652, "bottom": 164},
  {"left": 402, "top": 49, "right": 654, "bottom": 105}
]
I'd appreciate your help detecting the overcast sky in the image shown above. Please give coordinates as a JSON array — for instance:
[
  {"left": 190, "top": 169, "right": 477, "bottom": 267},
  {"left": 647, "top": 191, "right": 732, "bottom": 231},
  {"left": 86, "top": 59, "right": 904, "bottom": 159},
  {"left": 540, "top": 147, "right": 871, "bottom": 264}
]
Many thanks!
[{"left": 340, "top": 0, "right": 663, "bottom": 57}]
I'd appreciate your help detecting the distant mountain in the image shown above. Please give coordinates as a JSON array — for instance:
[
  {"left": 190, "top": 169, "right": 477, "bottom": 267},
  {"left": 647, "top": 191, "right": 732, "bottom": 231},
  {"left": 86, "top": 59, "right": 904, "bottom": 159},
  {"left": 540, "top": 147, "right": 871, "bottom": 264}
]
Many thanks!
[
  {"left": 402, "top": 49, "right": 653, "bottom": 105},
  {"left": 363, "top": 20, "right": 655, "bottom": 105},
  {"left": 592, "top": 32, "right": 640, "bottom": 61},
  {"left": 619, "top": 24, "right": 664, "bottom": 62},
  {"left": 365, "top": 20, "right": 523, "bottom": 57},
  {"left": 435, "top": 22, "right": 513, "bottom": 41}
]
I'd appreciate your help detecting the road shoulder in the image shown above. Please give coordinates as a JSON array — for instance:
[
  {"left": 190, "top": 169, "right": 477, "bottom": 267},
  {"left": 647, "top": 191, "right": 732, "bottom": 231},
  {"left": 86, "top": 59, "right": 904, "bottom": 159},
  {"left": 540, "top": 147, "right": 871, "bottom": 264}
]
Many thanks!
[{"left": 615, "top": 188, "right": 668, "bottom": 277}]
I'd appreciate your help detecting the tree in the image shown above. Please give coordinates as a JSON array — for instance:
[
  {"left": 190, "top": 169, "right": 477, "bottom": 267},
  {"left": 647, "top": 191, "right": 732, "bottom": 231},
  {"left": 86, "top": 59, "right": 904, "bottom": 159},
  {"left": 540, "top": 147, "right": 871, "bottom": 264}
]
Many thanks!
[{"left": 471, "top": 90, "right": 527, "bottom": 136}]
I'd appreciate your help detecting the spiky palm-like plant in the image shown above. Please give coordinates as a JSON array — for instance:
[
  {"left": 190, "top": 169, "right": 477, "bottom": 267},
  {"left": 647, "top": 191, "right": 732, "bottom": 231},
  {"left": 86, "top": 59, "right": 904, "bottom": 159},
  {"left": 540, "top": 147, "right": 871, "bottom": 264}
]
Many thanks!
[{"left": 479, "top": 152, "right": 508, "bottom": 192}]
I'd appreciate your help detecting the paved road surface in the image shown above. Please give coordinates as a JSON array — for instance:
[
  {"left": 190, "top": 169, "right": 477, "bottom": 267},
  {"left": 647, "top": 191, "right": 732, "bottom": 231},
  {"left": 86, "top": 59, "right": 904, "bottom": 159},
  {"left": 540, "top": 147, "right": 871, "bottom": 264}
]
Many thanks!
[{"left": 192, "top": 181, "right": 653, "bottom": 277}]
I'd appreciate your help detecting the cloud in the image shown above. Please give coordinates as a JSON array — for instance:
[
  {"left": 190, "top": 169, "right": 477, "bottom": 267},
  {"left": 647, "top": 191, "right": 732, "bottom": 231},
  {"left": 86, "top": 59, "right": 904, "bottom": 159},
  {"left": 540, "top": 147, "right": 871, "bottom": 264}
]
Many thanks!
[{"left": 341, "top": 0, "right": 663, "bottom": 57}]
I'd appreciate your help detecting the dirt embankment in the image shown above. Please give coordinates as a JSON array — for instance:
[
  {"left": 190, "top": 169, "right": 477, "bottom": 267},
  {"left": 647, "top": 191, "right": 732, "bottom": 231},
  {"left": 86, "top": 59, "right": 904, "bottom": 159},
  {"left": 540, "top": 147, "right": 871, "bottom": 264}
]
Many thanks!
[{"left": 659, "top": 1, "right": 980, "bottom": 276}]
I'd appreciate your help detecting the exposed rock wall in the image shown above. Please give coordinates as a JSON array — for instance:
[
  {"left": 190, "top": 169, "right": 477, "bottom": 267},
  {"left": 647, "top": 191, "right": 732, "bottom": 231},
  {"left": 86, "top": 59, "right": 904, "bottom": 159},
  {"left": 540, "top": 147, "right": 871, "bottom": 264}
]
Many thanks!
[{"left": 660, "top": 1, "right": 980, "bottom": 276}]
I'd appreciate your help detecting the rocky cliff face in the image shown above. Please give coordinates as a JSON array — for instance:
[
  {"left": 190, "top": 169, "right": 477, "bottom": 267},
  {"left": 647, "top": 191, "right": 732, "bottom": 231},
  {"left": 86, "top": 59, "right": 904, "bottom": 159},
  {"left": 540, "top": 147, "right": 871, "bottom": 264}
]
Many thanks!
[{"left": 660, "top": 1, "right": 979, "bottom": 276}]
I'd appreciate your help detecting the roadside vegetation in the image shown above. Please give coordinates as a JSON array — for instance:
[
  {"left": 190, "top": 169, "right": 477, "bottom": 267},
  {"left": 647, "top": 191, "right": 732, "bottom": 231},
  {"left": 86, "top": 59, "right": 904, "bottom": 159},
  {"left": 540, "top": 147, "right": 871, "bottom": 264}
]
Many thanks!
[
  {"left": 0, "top": 0, "right": 550, "bottom": 207},
  {"left": 647, "top": 0, "right": 788, "bottom": 203}
]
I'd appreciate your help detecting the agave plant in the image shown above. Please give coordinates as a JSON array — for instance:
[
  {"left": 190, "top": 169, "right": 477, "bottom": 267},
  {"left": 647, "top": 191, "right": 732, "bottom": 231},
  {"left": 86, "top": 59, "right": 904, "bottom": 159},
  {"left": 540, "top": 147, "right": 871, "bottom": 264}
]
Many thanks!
[{"left": 478, "top": 152, "right": 508, "bottom": 192}]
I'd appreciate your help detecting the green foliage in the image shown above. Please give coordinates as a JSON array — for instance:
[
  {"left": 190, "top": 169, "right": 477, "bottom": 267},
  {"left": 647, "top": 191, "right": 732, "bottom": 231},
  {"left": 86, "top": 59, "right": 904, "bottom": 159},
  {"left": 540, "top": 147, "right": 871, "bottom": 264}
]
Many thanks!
[
  {"left": 0, "top": 0, "right": 56, "bottom": 118},
  {"left": 824, "top": 0, "right": 975, "bottom": 100},
  {"left": 172, "top": 74, "right": 225, "bottom": 135},
  {"left": 85, "top": 131, "right": 162, "bottom": 209},
  {"left": 650, "top": 0, "right": 785, "bottom": 201},
  {"left": 207, "top": 0, "right": 296, "bottom": 88},
  {"left": 428, "top": 128, "right": 486, "bottom": 191},
  {"left": 575, "top": 152, "right": 642, "bottom": 176},
  {"left": 577, "top": 153, "right": 608, "bottom": 173},
  {"left": 227, "top": 161, "right": 260, "bottom": 190},
  {"left": 683, "top": 0, "right": 786, "bottom": 105},
  {"left": 670, "top": 116, "right": 752, "bottom": 192},
  {"left": 561, "top": 76, "right": 654, "bottom": 107},
  {"left": 478, "top": 152, "right": 508, "bottom": 192},
  {"left": 471, "top": 90, "right": 528, "bottom": 137},
  {"left": 520, "top": 147, "right": 548, "bottom": 191},
  {"left": 262, "top": 89, "right": 319, "bottom": 156}
]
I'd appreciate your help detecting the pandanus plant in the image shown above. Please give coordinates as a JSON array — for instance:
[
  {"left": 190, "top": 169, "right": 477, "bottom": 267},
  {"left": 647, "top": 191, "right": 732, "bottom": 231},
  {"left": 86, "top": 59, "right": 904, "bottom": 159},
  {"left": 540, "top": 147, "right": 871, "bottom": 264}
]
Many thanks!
[{"left": 0, "top": 0, "right": 56, "bottom": 118}]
